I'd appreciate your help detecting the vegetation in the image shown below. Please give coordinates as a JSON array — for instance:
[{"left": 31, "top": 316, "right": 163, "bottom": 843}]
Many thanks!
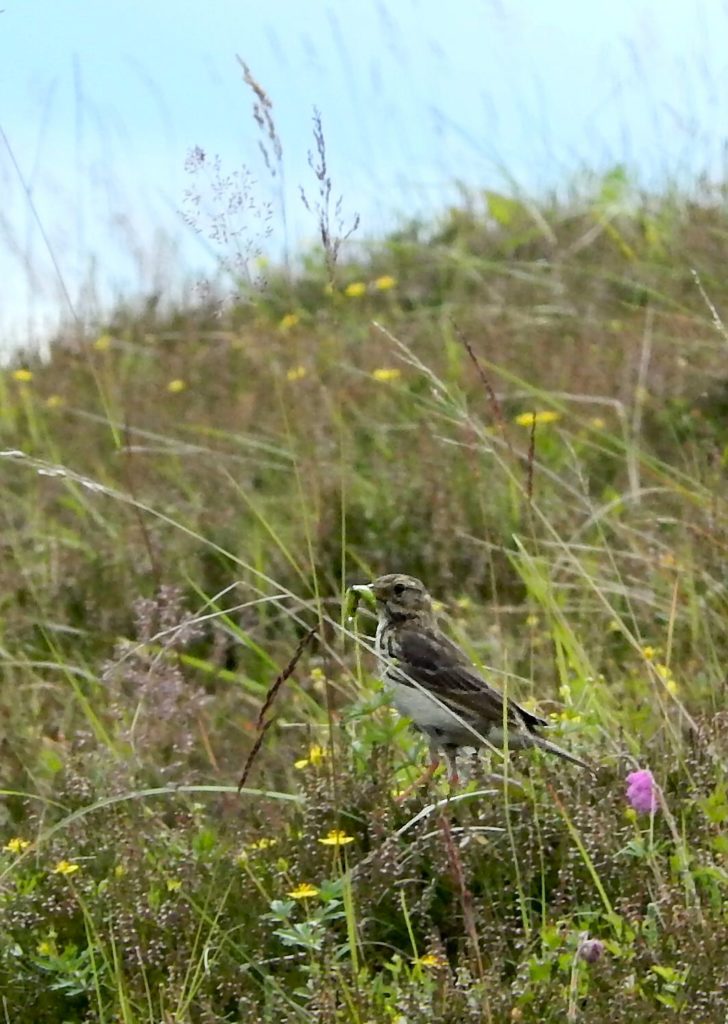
[{"left": 3, "top": 170, "right": 728, "bottom": 1021}]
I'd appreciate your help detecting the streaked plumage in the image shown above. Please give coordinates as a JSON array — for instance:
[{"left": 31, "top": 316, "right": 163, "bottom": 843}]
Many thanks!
[{"left": 354, "top": 573, "right": 590, "bottom": 780}]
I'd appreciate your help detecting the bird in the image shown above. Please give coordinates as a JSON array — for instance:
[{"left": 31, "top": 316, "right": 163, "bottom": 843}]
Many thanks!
[{"left": 351, "top": 572, "right": 591, "bottom": 783}]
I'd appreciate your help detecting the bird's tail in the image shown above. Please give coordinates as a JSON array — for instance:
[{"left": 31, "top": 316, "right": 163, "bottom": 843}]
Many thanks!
[{"left": 532, "top": 734, "right": 593, "bottom": 770}]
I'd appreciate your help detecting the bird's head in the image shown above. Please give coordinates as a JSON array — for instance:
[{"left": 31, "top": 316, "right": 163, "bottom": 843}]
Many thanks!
[{"left": 352, "top": 573, "right": 433, "bottom": 623}]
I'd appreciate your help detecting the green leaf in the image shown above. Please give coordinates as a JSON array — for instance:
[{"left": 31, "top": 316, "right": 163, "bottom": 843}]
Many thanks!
[
  {"left": 528, "top": 959, "right": 553, "bottom": 983},
  {"left": 598, "top": 165, "right": 630, "bottom": 208},
  {"left": 651, "top": 964, "right": 686, "bottom": 986},
  {"left": 485, "top": 191, "right": 525, "bottom": 227},
  {"left": 192, "top": 826, "right": 217, "bottom": 856},
  {"left": 699, "top": 783, "right": 728, "bottom": 824},
  {"left": 38, "top": 745, "right": 64, "bottom": 775}
]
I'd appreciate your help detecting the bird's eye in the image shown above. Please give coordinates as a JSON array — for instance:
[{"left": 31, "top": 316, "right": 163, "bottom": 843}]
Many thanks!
[{"left": 393, "top": 582, "right": 406, "bottom": 597}]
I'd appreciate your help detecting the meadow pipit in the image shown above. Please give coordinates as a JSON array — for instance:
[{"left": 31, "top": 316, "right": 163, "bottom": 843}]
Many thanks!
[{"left": 352, "top": 573, "right": 590, "bottom": 782}]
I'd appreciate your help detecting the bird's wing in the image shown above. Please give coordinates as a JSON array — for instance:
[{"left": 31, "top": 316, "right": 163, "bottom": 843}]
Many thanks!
[{"left": 393, "top": 626, "right": 546, "bottom": 729}]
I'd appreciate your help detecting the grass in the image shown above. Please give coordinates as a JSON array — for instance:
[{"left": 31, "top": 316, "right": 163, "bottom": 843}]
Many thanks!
[{"left": 2, "top": 175, "right": 728, "bottom": 1021}]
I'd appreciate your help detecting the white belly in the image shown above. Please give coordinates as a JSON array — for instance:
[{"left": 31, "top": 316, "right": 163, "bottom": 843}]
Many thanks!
[
  {"left": 390, "top": 681, "right": 531, "bottom": 752},
  {"left": 389, "top": 681, "right": 462, "bottom": 732}
]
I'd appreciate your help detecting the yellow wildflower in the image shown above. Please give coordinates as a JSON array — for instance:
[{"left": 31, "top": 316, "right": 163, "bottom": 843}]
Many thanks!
[
  {"left": 286, "top": 365, "right": 307, "bottom": 382},
  {"left": 642, "top": 646, "right": 656, "bottom": 661},
  {"left": 455, "top": 596, "right": 472, "bottom": 610},
  {"left": 45, "top": 395, "right": 64, "bottom": 409},
  {"left": 12, "top": 369, "right": 33, "bottom": 383},
  {"left": 525, "top": 614, "right": 539, "bottom": 628},
  {"left": 520, "top": 698, "right": 541, "bottom": 715},
  {"left": 166, "top": 878, "right": 182, "bottom": 892},
  {"left": 310, "top": 666, "right": 326, "bottom": 689},
  {"left": 372, "top": 367, "right": 401, "bottom": 383},
  {"left": 287, "top": 882, "right": 319, "bottom": 900},
  {"left": 295, "top": 743, "right": 328, "bottom": 770},
  {"left": 250, "top": 837, "right": 277, "bottom": 850},
  {"left": 93, "top": 334, "right": 112, "bottom": 352},
  {"left": 4, "top": 837, "right": 30, "bottom": 854},
  {"left": 52, "top": 859, "right": 79, "bottom": 876},
  {"left": 114, "top": 864, "right": 126, "bottom": 878},
  {"left": 237, "top": 836, "right": 278, "bottom": 863},
  {"left": 373, "top": 275, "right": 396, "bottom": 291},
  {"left": 36, "top": 939, "right": 56, "bottom": 957},
  {"left": 550, "top": 709, "right": 583, "bottom": 724},
  {"left": 514, "top": 410, "right": 560, "bottom": 427},
  {"left": 279, "top": 313, "right": 300, "bottom": 331},
  {"left": 654, "top": 662, "right": 678, "bottom": 695},
  {"left": 344, "top": 281, "right": 366, "bottom": 298},
  {"left": 415, "top": 953, "right": 447, "bottom": 968},
  {"left": 318, "top": 829, "right": 355, "bottom": 847},
  {"left": 590, "top": 417, "right": 606, "bottom": 429},
  {"left": 167, "top": 379, "right": 186, "bottom": 393}
]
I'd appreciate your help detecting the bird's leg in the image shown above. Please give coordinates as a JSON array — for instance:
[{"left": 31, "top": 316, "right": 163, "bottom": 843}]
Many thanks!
[
  {"left": 442, "top": 745, "right": 460, "bottom": 787},
  {"left": 394, "top": 741, "right": 442, "bottom": 802}
]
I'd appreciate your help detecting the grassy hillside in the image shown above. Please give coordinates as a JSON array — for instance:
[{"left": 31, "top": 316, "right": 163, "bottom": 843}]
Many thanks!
[{"left": 2, "top": 178, "right": 728, "bottom": 1021}]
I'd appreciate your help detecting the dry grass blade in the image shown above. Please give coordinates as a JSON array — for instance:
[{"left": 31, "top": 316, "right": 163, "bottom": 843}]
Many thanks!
[
  {"left": 452, "top": 320, "right": 508, "bottom": 436},
  {"left": 237, "top": 627, "right": 317, "bottom": 791},
  {"left": 236, "top": 719, "right": 275, "bottom": 794},
  {"left": 237, "top": 56, "right": 282, "bottom": 170},
  {"left": 437, "top": 809, "right": 489, "bottom": 1012},
  {"left": 299, "top": 108, "right": 359, "bottom": 278}
]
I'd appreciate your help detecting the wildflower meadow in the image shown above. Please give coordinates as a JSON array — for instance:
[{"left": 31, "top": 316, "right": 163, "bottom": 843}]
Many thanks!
[{"left": 2, "top": 166, "right": 728, "bottom": 1021}]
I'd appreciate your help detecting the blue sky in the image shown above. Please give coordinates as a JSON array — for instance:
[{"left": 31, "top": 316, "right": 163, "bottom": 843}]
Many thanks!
[{"left": 2, "top": 0, "right": 728, "bottom": 348}]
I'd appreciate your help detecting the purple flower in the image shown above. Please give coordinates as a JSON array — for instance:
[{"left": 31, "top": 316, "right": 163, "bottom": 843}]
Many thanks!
[
  {"left": 578, "top": 938, "right": 605, "bottom": 964},
  {"left": 626, "top": 768, "right": 658, "bottom": 814}
]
